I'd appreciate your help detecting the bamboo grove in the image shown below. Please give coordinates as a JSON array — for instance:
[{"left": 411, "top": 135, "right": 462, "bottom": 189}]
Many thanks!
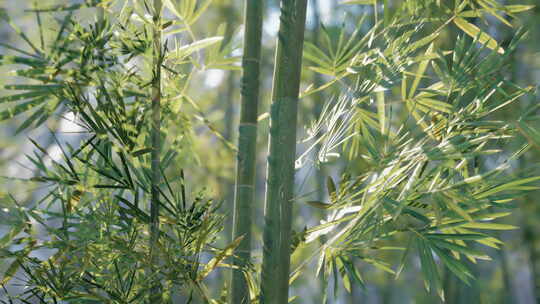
[{"left": 0, "top": 0, "right": 539, "bottom": 303}]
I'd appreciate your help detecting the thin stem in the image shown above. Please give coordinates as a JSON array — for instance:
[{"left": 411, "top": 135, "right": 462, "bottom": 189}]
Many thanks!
[
  {"left": 33, "top": 1, "right": 45, "bottom": 50},
  {"left": 149, "top": 0, "right": 162, "bottom": 302},
  {"left": 230, "top": 0, "right": 263, "bottom": 303},
  {"left": 260, "top": 1, "right": 308, "bottom": 303},
  {"left": 180, "top": 169, "right": 187, "bottom": 210}
]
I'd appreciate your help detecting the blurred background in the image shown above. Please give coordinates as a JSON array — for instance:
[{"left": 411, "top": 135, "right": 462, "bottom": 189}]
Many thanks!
[{"left": 0, "top": 0, "right": 539, "bottom": 303}]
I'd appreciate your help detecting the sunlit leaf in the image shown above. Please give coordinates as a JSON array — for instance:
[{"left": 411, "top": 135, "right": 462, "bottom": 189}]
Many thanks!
[{"left": 453, "top": 17, "right": 504, "bottom": 54}]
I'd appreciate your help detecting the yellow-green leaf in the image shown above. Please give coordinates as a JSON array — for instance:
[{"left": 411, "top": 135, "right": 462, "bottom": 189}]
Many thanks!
[
  {"left": 503, "top": 5, "right": 535, "bottom": 13},
  {"left": 327, "top": 176, "right": 337, "bottom": 201},
  {"left": 446, "top": 200, "right": 473, "bottom": 222},
  {"left": 460, "top": 222, "right": 517, "bottom": 230},
  {"left": 169, "top": 37, "right": 223, "bottom": 60},
  {"left": 453, "top": 17, "right": 504, "bottom": 54},
  {"left": 416, "top": 98, "right": 452, "bottom": 113},
  {"left": 376, "top": 91, "right": 386, "bottom": 135},
  {"left": 197, "top": 236, "right": 243, "bottom": 281},
  {"left": 409, "top": 43, "right": 434, "bottom": 99},
  {"left": 306, "top": 201, "right": 333, "bottom": 209}
]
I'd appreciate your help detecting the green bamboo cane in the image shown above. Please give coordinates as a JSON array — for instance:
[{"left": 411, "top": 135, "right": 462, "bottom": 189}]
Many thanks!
[
  {"left": 149, "top": 0, "right": 162, "bottom": 302},
  {"left": 220, "top": 0, "right": 238, "bottom": 242},
  {"left": 260, "top": 1, "right": 308, "bottom": 303},
  {"left": 230, "top": 1, "right": 263, "bottom": 303}
]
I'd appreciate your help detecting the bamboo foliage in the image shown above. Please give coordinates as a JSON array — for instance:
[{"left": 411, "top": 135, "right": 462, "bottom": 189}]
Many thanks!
[
  {"left": 296, "top": 8, "right": 535, "bottom": 300},
  {"left": 0, "top": 1, "right": 538, "bottom": 303},
  {"left": 230, "top": 0, "right": 263, "bottom": 303},
  {"left": 260, "top": 1, "right": 308, "bottom": 303},
  {"left": 0, "top": 1, "right": 241, "bottom": 302}
]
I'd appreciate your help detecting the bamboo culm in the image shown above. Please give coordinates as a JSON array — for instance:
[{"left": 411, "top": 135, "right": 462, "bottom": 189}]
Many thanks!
[
  {"left": 230, "top": 1, "right": 263, "bottom": 303},
  {"left": 260, "top": 1, "right": 308, "bottom": 303}
]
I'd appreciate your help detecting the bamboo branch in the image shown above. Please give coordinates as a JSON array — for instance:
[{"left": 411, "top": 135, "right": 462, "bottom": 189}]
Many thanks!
[{"left": 149, "top": 0, "right": 163, "bottom": 302}]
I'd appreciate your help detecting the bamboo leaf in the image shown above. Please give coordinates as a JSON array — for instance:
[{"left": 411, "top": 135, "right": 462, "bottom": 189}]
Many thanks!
[
  {"left": 0, "top": 91, "right": 48, "bottom": 104},
  {"left": 416, "top": 238, "right": 440, "bottom": 294},
  {"left": 426, "top": 233, "right": 487, "bottom": 241},
  {"left": 503, "top": 5, "right": 535, "bottom": 13},
  {"left": 416, "top": 98, "right": 452, "bottom": 113},
  {"left": 475, "top": 176, "right": 540, "bottom": 199},
  {"left": 459, "top": 222, "right": 517, "bottom": 230},
  {"left": 432, "top": 246, "right": 473, "bottom": 284},
  {"left": 197, "top": 236, "right": 243, "bottom": 281},
  {"left": 363, "top": 258, "right": 395, "bottom": 274},
  {"left": 1, "top": 258, "right": 21, "bottom": 285},
  {"left": 376, "top": 91, "right": 386, "bottom": 135},
  {"left": 453, "top": 17, "right": 504, "bottom": 54},
  {"left": 0, "top": 224, "right": 25, "bottom": 247},
  {"left": 0, "top": 97, "right": 48, "bottom": 121},
  {"left": 169, "top": 37, "right": 223, "bottom": 60},
  {"left": 409, "top": 43, "right": 434, "bottom": 99},
  {"left": 430, "top": 239, "right": 488, "bottom": 259},
  {"left": 446, "top": 200, "right": 473, "bottom": 222},
  {"left": 327, "top": 176, "right": 337, "bottom": 200},
  {"left": 306, "top": 201, "right": 333, "bottom": 209}
]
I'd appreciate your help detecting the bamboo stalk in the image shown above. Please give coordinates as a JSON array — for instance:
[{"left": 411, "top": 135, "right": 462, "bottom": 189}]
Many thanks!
[
  {"left": 230, "top": 0, "right": 263, "bottom": 303},
  {"left": 260, "top": 1, "right": 308, "bottom": 303},
  {"left": 149, "top": 0, "right": 162, "bottom": 302}
]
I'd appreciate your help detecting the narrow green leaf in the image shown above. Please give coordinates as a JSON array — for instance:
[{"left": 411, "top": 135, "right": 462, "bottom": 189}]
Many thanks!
[
  {"left": 1, "top": 258, "right": 21, "bottom": 285},
  {"left": 453, "top": 17, "right": 504, "bottom": 54},
  {"left": 327, "top": 176, "right": 337, "bottom": 200},
  {"left": 460, "top": 222, "right": 517, "bottom": 230},
  {"left": 306, "top": 201, "right": 333, "bottom": 209},
  {"left": 0, "top": 97, "right": 47, "bottom": 121},
  {"left": 0, "top": 91, "right": 47, "bottom": 104},
  {"left": 431, "top": 246, "right": 473, "bottom": 284},
  {"left": 475, "top": 176, "right": 540, "bottom": 199},
  {"left": 503, "top": 5, "right": 535, "bottom": 13},
  {"left": 409, "top": 43, "right": 434, "bottom": 99},
  {"left": 170, "top": 37, "right": 223, "bottom": 60},
  {"left": 376, "top": 91, "right": 386, "bottom": 135},
  {"left": 426, "top": 233, "right": 487, "bottom": 241},
  {"left": 0, "top": 224, "right": 25, "bottom": 247},
  {"left": 197, "top": 236, "right": 244, "bottom": 281}
]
